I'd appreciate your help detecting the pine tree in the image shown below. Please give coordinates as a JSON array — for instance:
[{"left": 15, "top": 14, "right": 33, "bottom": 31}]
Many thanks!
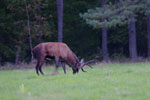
[
  {"left": 80, "top": 0, "right": 146, "bottom": 61},
  {"left": 145, "top": 0, "right": 150, "bottom": 59},
  {"left": 101, "top": 0, "right": 109, "bottom": 62}
]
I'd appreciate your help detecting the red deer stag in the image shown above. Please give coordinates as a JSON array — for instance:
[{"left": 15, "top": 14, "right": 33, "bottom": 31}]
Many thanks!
[{"left": 32, "top": 42, "right": 94, "bottom": 75}]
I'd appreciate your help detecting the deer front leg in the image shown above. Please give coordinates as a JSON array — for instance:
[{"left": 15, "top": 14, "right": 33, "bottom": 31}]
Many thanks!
[
  {"left": 61, "top": 62, "right": 66, "bottom": 74},
  {"left": 52, "top": 57, "right": 59, "bottom": 75}
]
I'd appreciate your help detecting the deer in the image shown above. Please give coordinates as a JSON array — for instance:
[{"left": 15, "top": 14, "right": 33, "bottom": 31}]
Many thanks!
[{"left": 32, "top": 42, "right": 95, "bottom": 75}]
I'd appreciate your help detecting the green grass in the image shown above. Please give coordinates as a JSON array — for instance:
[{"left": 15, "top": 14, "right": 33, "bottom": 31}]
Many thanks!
[{"left": 1, "top": 62, "right": 150, "bottom": 100}]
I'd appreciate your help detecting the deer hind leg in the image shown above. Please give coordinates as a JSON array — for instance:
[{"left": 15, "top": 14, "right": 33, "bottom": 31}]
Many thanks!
[
  {"left": 35, "top": 61, "right": 40, "bottom": 75},
  {"left": 38, "top": 59, "right": 45, "bottom": 75}
]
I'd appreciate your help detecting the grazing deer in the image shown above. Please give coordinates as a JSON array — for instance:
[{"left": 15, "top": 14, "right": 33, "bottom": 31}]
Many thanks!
[{"left": 32, "top": 42, "right": 94, "bottom": 75}]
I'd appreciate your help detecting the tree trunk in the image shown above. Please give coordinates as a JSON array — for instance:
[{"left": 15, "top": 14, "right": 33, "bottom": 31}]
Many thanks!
[
  {"left": 36, "top": 0, "right": 42, "bottom": 42},
  {"left": 102, "top": 27, "right": 108, "bottom": 62},
  {"left": 15, "top": 45, "right": 21, "bottom": 65},
  {"left": 128, "top": 15, "right": 137, "bottom": 61},
  {"left": 101, "top": 0, "right": 108, "bottom": 62},
  {"left": 57, "top": 0, "right": 63, "bottom": 42},
  {"left": 147, "top": 15, "right": 150, "bottom": 59},
  {"left": 24, "top": 0, "right": 34, "bottom": 61}
]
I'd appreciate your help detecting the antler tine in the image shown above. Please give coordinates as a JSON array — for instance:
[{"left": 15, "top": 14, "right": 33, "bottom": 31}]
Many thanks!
[
  {"left": 81, "top": 68, "right": 87, "bottom": 72},
  {"left": 85, "top": 59, "right": 96, "bottom": 65},
  {"left": 81, "top": 59, "right": 97, "bottom": 68},
  {"left": 86, "top": 64, "right": 93, "bottom": 69}
]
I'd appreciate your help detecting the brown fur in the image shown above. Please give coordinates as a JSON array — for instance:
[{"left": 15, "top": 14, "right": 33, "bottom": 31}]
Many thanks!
[{"left": 32, "top": 42, "right": 81, "bottom": 75}]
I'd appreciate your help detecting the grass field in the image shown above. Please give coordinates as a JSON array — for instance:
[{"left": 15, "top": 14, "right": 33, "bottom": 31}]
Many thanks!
[{"left": 0, "top": 62, "right": 150, "bottom": 100}]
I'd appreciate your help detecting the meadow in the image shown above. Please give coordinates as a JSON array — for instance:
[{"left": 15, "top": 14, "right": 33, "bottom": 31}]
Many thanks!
[{"left": 0, "top": 62, "right": 150, "bottom": 100}]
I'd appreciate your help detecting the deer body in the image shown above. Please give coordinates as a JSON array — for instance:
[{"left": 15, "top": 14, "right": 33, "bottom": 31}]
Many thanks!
[{"left": 32, "top": 42, "right": 87, "bottom": 75}]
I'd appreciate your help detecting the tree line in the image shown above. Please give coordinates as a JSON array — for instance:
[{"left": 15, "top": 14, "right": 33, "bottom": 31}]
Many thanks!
[
  {"left": 81, "top": 0, "right": 150, "bottom": 62},
  {"left": 0, "top": 0, "right": 149, "bottom": 65}
]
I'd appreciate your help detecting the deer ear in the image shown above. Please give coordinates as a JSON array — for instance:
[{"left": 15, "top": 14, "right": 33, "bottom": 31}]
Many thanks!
[
  {"left": 77, "top": 59, "right": 84, "bottom": 69},
  {"left": 80, "top": 59, "right": 84, "bottom": 64}
]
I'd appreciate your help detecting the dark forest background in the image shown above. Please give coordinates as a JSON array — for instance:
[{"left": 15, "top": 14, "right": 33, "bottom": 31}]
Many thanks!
[{"left": 0, "top": 0, "right": 149, "bottom": 65}]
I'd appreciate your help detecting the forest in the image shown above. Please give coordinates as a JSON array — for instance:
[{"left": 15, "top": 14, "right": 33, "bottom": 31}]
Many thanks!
[{"left": 0, "top": 0, "right": 150, "bottom": 65}]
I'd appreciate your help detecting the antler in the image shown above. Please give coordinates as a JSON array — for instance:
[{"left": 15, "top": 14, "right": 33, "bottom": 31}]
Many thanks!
[
  {"left": 80, "top": 59, "right": 97, "bottom": 72},
  {"left": 81, "top": 59, "right": 97, "bottom": 68}
]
